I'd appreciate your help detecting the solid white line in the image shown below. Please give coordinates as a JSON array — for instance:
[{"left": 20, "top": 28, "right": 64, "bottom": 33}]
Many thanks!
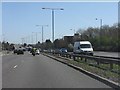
[{"left": 13, "top": 65, "right": 18, "bottom": 69}]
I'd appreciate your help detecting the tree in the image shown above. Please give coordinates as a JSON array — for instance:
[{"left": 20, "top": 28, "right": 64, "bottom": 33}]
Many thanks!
[
  {"left": 54, "top": 39, "right": 60, "bottom": 48},
  {"left": 45, "top": 39, "right": 53, "bottom": 49},
  {"left": 35, "top": 41, "right": 41, "bottom": 48},
  {"left": 77, "top": 23, "right": 119, "bottom": 51},
  {"left": 9, "top": 43, "right": 15, "bottom": 50},
  {"left": 2, "top": 41, "right": 9, "bottom": 50},
  {"left": 0, "top": 42, "right": 1, "bottom": 51},
  {"left": 23, "top": 43, "right": 27, "bottom": 47}
]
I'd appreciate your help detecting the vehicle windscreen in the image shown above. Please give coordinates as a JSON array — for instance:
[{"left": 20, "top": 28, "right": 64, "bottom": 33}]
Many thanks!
[{"left": 80, "top": 44, "right": 91, "bottom": 48}]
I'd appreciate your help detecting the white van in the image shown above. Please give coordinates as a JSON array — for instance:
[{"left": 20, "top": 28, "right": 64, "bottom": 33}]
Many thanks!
[{"left": 73, "top": 41, "right": 93, "bottom": 55}]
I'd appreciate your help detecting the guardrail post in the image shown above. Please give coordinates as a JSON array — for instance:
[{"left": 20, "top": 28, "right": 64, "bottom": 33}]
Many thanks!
[
  {"left": 66, "top": 54, "right": 68, "bottom": 58},
  {"left": 97, "top": 60, "right": 100, "bottom": 65},
  {"left": 81, "top": 57, "right": 83, "bottom": 61},
  {"left": 110, "top": 63, "right": 113, "bottom": 70},
  {"left": 69, "top": 55, "right": 71, "bottom": 59},
  {"left": 62, "top": 53, "right": 63, "bottom": 57},
  {"left": 85, "top": 58, "right": 87, "bottom": 62},
  {"left": 60, "top": 53, "right": 62, "bottom": 56},
  {"left": 7, "top": 51, "right": 9, "bottom": 54},
  {"left": 73, "top": 55, "right": 75, "bottom": 61}
]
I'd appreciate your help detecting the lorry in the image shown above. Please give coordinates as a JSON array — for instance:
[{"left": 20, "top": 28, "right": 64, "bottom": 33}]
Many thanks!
[{"left": 73, "top": 41, "right": 93, "bottom": 56}]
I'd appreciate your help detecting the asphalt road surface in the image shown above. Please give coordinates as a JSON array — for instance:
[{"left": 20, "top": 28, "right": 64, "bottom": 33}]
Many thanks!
[
  {"left": 69, "top": 51, "right": 119, "bottom": 58},
  {"left": 2, "top": 52, "right": 112, "bottom": 88},
  {"left": 94, "top": 51, "right": 119, "bottom": 58}
]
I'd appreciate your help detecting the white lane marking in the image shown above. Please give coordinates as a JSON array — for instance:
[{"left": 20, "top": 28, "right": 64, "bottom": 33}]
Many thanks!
[{"left": 13, "top": 65, "right": 18, "bottom": 69}]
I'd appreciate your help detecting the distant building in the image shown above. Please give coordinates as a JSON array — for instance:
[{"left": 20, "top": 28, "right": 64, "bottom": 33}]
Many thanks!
[
  {"left": 73, "top": 33, "right": 81, "bottom": 41},
  {"left": 63, "top": 33, "right": 82, "bottom": 44},
  {"left": 64, "top": 36, "right": 74, "bottom": 44}
]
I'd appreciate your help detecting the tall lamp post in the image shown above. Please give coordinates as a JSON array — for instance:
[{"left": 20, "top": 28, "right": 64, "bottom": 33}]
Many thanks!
[
  {"left": 96, "top": 18, "right": 103, "bottom": 31},
  {"left": 70, "top": 29, "right": 75, "bottom": 35},
  {"left": 36, "top": 25, "right": 48, "bottom": 43},
  {"left": 31, "top": 33, "right": 34, "bottom": 44},
  {"left": 32, "top": 32, "right": 40, "bottom": 44},
  {"left": 96, "top": 18, "right": 102, "bottom": 30},
  {"left": 96, "top": 18, "right": 103, "bottom": 46},
  {"left": 42, "top": 8, "right": 64, "bottom": 42},
  {"left": 21, "top": 38, "right": 24, "bottom": 45}
]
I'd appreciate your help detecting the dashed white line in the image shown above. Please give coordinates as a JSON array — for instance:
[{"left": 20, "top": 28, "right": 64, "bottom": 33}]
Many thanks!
[{"left": 13, "top": 65, "right": 18, "bottom": 69}]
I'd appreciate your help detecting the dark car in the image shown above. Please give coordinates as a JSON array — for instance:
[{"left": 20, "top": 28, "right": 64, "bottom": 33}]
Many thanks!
[
  {"left": 60, "top": 48, "right": 67, "bottom": 53},
  {"left": 17, "top": 49, "right": 24, "bottom": 55},
  {"left": 22, "top": 48, "right": 26, "bottom": 51},
  {"left": 13, "top": 49, "right": 18, "bottom": 54},
  {"left": 53, "top": 49, "right": 60, "bottom": 54}
]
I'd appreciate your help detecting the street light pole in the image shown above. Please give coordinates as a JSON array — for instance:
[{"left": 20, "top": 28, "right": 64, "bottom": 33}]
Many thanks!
[
  {"left": 28, "top": 35, "right": 30, "bottom": 44},
  {"left": 25, "top": 36, "right": 27, "bottom": 44},
  {"left": 21, "top": 38, "right": 24, "bottom": 45},
  {"left": 32, "top": 32, "right": 34, "bottom": 44},
  {"left": 96, "top": 18, "right": 103, "bottom": 46},
  {"left": 36, "top": 32, "right": 37, "bottom": 44},
  {"left": 70, "top": 29, "right": 75, "bottom": 35},
  {"left": 52, "top": 10, "right": 54, "bottom": 42},
  {"left": 42, "top": 8, "right": 64, "bottom": 42},
  {"left": 95, "top": 18, "right": 102, "bottom": 31},
  {"left": 32, "top": 32, "right": 41, "bottom": 44},
  {"left": 42, "top": 26, "right": 43, "bottom": 43},
  {"left": 36, "top": 25, "right": 48, "bottom": 43},
  {"left": 31, "top": 33, "right": 33, "bottom": 44},
  {"left": 100, "top": 19, "right": 102, "bottom": 30}
]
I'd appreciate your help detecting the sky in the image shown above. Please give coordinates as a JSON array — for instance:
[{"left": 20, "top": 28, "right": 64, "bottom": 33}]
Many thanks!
[{"left": 1, "top": 0, "right": 119, "bottom": 44}]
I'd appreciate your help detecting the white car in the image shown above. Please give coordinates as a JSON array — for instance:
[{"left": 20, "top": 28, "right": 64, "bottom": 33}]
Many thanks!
[{"left": 35, "top": 49, "right": 40, "bottom": 55}]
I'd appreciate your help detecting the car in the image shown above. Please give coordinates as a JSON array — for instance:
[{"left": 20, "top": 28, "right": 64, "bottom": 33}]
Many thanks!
[
  {"left": 22, "top": 48, "right": 26, "bottom": 51},
  {"left": 60, "top": 48, "right": 67, "bottom": 53},
  {"left": 53, "top": 49, "right": 60, "bottom": 54},
  {"left": 47, "top": 49, "right": 51, "bottom": 53},
  {"left": 35, "top": 49, "right": 40, "bottom": 55},
  {"left": 73, "top": 41, "right": 93, "bottom": 55},
  {"left": 13, "top": 49, "right": 18, "bottom": 54},
  {"left": 39, "top": 48, "right": 42, "bottom": 52},
  {"left": 17, "top": 48, "right": 24, "bottom": 55}
]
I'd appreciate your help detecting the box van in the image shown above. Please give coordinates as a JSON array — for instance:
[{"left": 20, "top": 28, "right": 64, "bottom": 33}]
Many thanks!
[{"left": 73, "top": 41, "right": 93, "bottom": 55}]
